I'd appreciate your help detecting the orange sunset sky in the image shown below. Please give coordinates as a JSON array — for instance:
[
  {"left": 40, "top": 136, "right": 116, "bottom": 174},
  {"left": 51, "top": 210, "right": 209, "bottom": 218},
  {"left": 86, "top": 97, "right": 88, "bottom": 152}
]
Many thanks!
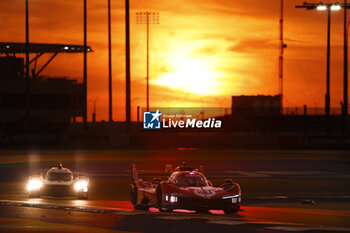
[{"left": 0, "top": 0, "right": 348, "bottom": 121}]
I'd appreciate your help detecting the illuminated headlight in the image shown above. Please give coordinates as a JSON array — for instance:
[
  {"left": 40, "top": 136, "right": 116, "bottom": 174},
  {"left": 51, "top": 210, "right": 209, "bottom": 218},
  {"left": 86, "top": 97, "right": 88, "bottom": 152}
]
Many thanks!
[
  {"left": 74, "top": 180, "right": 88, "bottom": 192},
  {"left": 170, "top": 196, "right": 178, "bottom": 203},
  {"left": 232, "top": 196, "right": 242, "bottom": 203},
  {"left": 165, "top": 194, "right": 178, "bottom": 203},
  {"left": 27, "top": 179, "right": 43, "bottom": 191},
  {"left": 223, "top": 195, "right": 241, "bottom": 203}
]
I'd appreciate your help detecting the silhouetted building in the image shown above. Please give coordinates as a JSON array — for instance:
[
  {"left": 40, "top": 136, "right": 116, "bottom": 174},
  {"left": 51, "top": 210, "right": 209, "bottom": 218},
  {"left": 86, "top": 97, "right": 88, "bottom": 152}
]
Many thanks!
[
  {"left": 0, "top": 56, "right": 24, "bottom": 80},
  {"left": 0, "top": 42, "right": 92, "bottom": 132},
  {"left": 232, "top": 95, "right": 281, "bottom": 116},
  {"left": 0, "top": 56, "right": 84, "bottom": 131}
]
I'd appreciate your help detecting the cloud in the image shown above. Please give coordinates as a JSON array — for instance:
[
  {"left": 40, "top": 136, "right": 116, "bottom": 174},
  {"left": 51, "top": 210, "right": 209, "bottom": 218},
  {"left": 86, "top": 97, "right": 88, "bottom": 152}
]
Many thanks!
[
  {"left": 194, "top": 46, "right": 221, "bottom": 56},
  {"left": 228, "top": 38, "right": 276, "bottom": 53}
]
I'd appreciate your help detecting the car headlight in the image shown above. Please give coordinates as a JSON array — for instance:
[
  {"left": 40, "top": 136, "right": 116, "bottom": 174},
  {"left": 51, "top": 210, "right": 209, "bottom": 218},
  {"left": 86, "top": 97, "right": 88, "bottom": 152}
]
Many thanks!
[
  {"left": 27, "top": 179, "right": 43, "bottom": 191},
  {"left": 74, "top": 180, "right": 88, "bottom": 192},
  {"left": 165, "top": 193, "right": 178, "bottom": 203},
  {"left": 222, "top": 194, "right": 241, "bottom": 204},
  {"left": 170, "top": 196, "right": 178, "bottom": 203}
]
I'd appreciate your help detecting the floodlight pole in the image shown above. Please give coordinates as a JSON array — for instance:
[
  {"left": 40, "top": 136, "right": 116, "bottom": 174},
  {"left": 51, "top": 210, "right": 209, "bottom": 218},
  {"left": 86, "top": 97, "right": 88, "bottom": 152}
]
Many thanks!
[
  {"left": 25, "top": 0, "right": 30, "bottom": 125},
  {"left": 136, "top": 12, "right": 159, "bottom": 112},
  {"left": 108, "top": 0, "right": 113, "bottom": 122},
  {"left": 295, "top": 3, "right": 341, "bottom": 117},
  {"left": 83, "top": 0, "right": 87, "bottom": 126},
  {"left": 279, "top": 0, "right": 286, "bottom": 113},
  {"left": 344, "top": 0, "right": 348, "bottom": 117},
  {"left": 146, "top": 13, "right": 149, "bottom": 111},
  {"left": 125, "top": 0, "right": 131, "bottom": 128},
  {"left": 326, "top": 7, "right": 331, "bottom": 117}
]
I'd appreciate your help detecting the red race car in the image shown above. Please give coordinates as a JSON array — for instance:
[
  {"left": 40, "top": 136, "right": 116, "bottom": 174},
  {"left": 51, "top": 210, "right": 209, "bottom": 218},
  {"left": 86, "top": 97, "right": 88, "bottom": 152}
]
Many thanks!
[{"left": 130, "top": 163, "right": 241, "bottom": 214}]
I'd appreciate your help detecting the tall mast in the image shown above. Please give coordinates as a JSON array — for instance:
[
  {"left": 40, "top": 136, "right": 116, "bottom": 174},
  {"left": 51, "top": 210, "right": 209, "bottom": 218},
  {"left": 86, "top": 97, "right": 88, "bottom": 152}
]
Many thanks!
[
  {"left": 125, "top": 0, "right": 131, "bottom": 129},
  {"left": 279, "top": 0, "right": 285, "bottom": 110},
  {"left": 108, "top": 0, "right": 113, "bottom": 122},
  {"left": 344, "top": 0, "right": 348, "bottom": 116}
]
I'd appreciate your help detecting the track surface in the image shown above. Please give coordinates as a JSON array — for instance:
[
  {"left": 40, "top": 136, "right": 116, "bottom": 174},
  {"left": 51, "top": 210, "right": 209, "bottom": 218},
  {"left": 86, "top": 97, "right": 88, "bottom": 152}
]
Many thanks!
[
  {"left": 0, "top": 149, "right": 349, "bottom": 232},
  {"left": 1, "top": 199, "right": 350, "bottom": 233}
]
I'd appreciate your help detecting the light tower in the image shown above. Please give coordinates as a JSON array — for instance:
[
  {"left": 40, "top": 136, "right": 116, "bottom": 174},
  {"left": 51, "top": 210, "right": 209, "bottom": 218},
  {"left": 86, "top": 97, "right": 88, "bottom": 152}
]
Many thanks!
[
  {"left": 136, "top": 11, "right": 160, "bottom": 112},
  {"left": 108, "top": 0, "right": 113, "bottom": 122},
  {"left": 125, "top": 0, "right": 131, "bottom": 128},
  {"left": 83, "top": 0, "right": 88, "bottom": 126},
  {"left": 279, "top": 0, "right": 287, "bottom": 113},
  {"left": 25, "top": 0, "right": 30, "bottom": 125},
  {"left": 296, "top": 2, "right": 342, "bottom": 117},
  {"left": 344, "top": 0, "right": 348, "bottom": 117}
]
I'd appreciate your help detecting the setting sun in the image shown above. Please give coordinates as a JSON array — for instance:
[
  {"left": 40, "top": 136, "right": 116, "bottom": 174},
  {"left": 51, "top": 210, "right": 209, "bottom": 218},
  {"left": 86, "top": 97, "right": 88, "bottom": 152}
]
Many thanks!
[{"left": 153, "top": 49, "right": 223, "bottom": 95}]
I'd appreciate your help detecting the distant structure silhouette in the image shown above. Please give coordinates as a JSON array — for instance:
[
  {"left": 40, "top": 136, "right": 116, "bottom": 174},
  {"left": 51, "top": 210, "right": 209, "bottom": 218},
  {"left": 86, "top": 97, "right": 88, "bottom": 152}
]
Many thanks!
[
  {"left": 231, "top": 95, "right": 282, "bottom": 116},
  {"left": 0, "top": 42, "right": 93, "bottom": 132}
]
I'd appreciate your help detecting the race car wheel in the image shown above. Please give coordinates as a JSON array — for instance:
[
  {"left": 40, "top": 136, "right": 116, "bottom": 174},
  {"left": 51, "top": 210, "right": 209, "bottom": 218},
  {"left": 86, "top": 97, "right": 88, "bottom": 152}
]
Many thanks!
[
  {"left": 28, "top": 192, "right": 40, "bottom": 198},
  {"left": 223, "top": 208, "right": 239, "bottom": 214},
  {"left": 156, "top": 185, "right": 171, "bottom": 212},
  {"left": 77, "top": 192, "right": 88, "bottom": 200},
  {"left": 156, "top": 186, "right": 173, "bottom": 212},
  {"left": 131, "top": 185, "right": 149, "bottom": 210},
  {"left": 156, "top": 185, "right": 163, "bottom": 208}
]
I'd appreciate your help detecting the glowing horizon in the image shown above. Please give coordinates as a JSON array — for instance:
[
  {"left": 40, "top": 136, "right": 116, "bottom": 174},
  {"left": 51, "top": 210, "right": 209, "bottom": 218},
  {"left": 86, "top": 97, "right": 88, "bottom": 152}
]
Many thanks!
[{"left": 0, "top": 0, "right": 347, "bottom": 121}]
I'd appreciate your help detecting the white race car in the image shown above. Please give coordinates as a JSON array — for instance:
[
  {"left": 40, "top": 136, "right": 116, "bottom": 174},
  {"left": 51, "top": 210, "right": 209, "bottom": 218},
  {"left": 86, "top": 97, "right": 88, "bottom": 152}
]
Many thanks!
[{"left": 27, "top": 163, "right": 89, "bottom": 199}]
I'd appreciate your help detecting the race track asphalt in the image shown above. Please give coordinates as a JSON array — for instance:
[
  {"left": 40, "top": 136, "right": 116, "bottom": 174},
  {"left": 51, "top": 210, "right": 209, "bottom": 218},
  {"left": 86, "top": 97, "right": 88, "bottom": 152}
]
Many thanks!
[{"left": 0, "top": 149, "right": 349, "bottom": 232}]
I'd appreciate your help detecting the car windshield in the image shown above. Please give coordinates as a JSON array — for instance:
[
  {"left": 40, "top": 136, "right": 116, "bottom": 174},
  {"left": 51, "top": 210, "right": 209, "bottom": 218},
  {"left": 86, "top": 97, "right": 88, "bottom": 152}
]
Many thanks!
[
  {"left": 174, "top": 172, "right": 208, "bottom": 187},
  {"left": 47, "top": 171, "right": 72, "bottom": 181}
]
